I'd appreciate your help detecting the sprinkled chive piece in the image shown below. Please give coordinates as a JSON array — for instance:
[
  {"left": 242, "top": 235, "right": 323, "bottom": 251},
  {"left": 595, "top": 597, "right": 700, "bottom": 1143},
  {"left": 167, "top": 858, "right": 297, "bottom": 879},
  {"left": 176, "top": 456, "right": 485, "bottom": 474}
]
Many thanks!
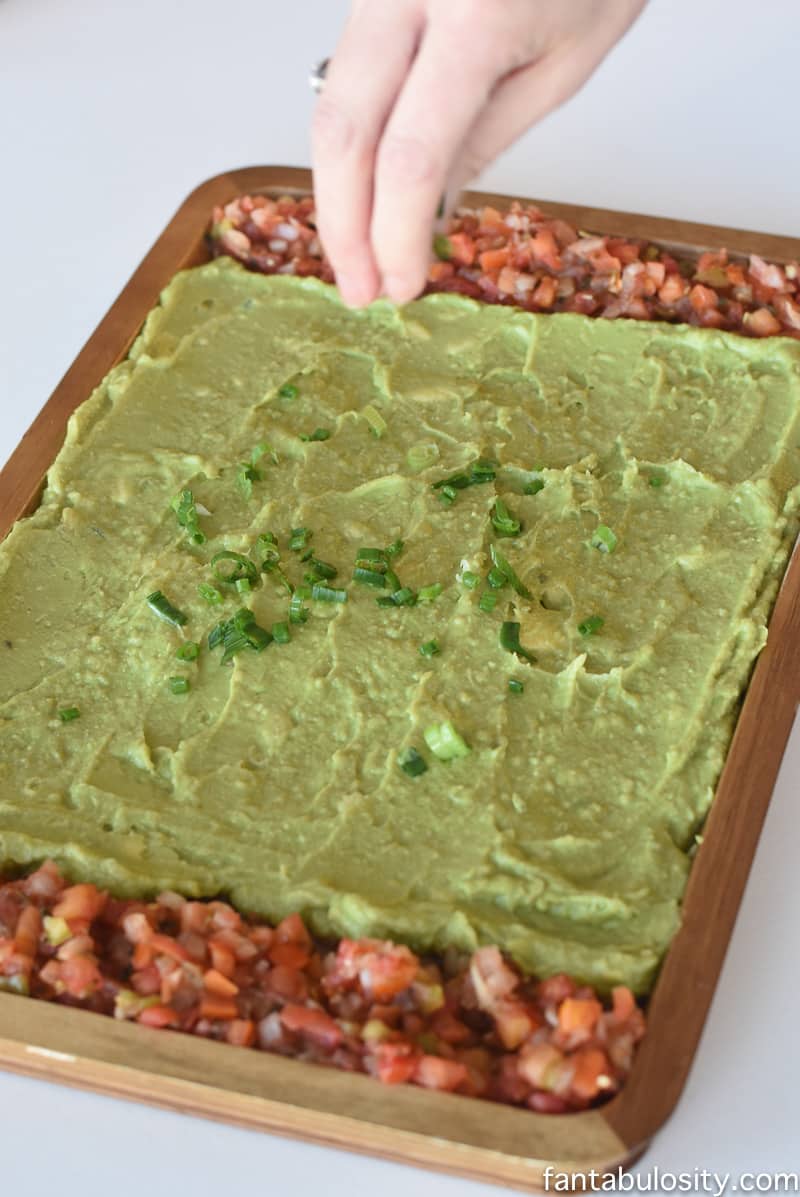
[
  {"left": 433, "top": 233, "right": 452, "bottom": 261},
  {"left": 211, "top": 550, "right": 259, "bottom": 587},
  {"left": 235, "top": 578, "right": 252, "bottom": 595},
  {"left": 499, "top": 621, "right": 535, "bottom": 663},
  {"left": 385, "top": 538, "right": 404, "bottom": 559},
  {"left": 424, "top": 720, "right": 470, "bottom": 761},
  {"left": 508, "top": 678, "right": 524, "bottom": 694},
  {"left": 362, "top": 404, "right": 387, "bottom": 438},
  {"left": 491, "top": 499, "right": 522, "bottom": 538},
  {"left": 490, "top": 545, "right": 531, "bottom": 599},
  {"left": 304, "top": 557, "right": 338, "bottom": 584},
  {"left": 523, "top": 466, "right": 546, "bottom": 496},
  {"left": 649, "top": 472, "right": 666, "bottom": 488},
  {"left": 278, "top": 382, "right": 298, "bottom": 400},
  {"left": 591, "top": 524, "right": 617, "bottom": 554},
  {"left": 432, "top": 458, "right": 497, "bottom": 503},
  {"left": 168, "top": 676, "right": 190, "bottom": 695},
  {"left": 420, "top": 639, "right": 440, "bottom": 658},
  {"left": 289, "top": 527, "right": 312, "bottom": 553},
  {"left": 236, "top": 460, "right": 262, "bottom": 501},
  {"left": 398, "top": 746, "right": 428, "bottom": 777},
  {"left": 272, "top": 621, "right": 290, "bottom": 644},
  {"left": 377, "top": 587, "right": 416, "bottom": 608},
  {"left": 251, "top": 441, "right": 278, "bottom": 467},
  {"left": 578, "top": 614, "right": 604, "bottom": 637},
  {"left": 354, "top": 566, "right": 388, "bottom": 588},
  {"left": 311, "top": 584, "right": 347, "bottom": 603},
  {"left": 171, "top": 489, "right": 206, "bottom": 545},
  {"left": 289, "top": 592, "right": 309, "bottom": 624},
  {"left": 58, "top": 707, "right": 80, "bottom": 723},
  {"left": 407, "top": 442, "right": 439, "bottom": 472},
  {"left": 147, "top": 590, "right": 188, "bottom": 627},
  {"left": 479, "top": 591, "right": 498, "bottom": 613},
  {"left": 299, "top": 428, "right": 331, "bottom": 442},
  {"left": 418, "top": 583, "right": 442, "bottom": 602},
  {"left": 487, "top": 566, "right": 507, "bottom": 590},
  {"left": 176, "top": 642, "right": 200, "bottom": 662},
  {"left": 256, "top": 532, "right": 280, "bottom": 567},
  {"left": 461, "top": 570, "right": 479, "bottom": 590},
  {"left": 198, "top": 582, "right": 223, "bottom": 606}
]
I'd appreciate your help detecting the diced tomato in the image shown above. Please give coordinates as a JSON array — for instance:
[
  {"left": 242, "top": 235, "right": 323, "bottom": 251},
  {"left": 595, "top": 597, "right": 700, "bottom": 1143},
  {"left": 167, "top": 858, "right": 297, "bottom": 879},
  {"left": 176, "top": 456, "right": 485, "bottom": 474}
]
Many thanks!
[
  {"left": 532, "top": 276, "right": 559, "bottom": 309},
  {"left": 13, "top": 905, "right": 42, "bottom": 957},
  {"left": 428, "top": 260, "right": 455, "bottom": 283},
  {"left": 446, "top": 232, "right": 476, "bottom": 266},
  {"left": 689, "top": 284, "right": 719, "bottom": 314},
  {"left": 746, "top": 307, "right": 782, "bottom": 336},
  {"left": 137, "top": 1004, "right": 180, "bottom": 1029},
  {"left": 226, "top": 1019, "right": 256, "bottom": 1047},
  {"left": 570, "top": 1047, "right": 613, "bottom": 1101},
  {"left": 369, "top": 1042, "right": 420, "bottom": 1085},
  {"left": 658, "top": 273, "right": 687, "bottom": 305},
  {"left": 530, "top": 228, "right": 562, "bottom": 271},
  {"left": 199, "top": 995, "right": 239, "bottom": 1021},
  {"left": 414, "top": 1055, "right": 468, "bottom": 1092},
  {"left": 528, "top": 1090, "right": 570, "bottom": 1114},
  {"left": 430, "top": 1007, "right": 474, "bottom": 1045},
  {"left": 557, "top": 997, "right": 603, "bottom": 1034},
  {"left": 60, "top": 955, "right": 103, "bottom": 998},
  {"left": 517, "top": 1041, "right": 564, "bottom": 1089},
  {"left": 268, "top": 942, "right": 311, "bottom": 970},
  {"left": 52, "top": 884, "right": 106, "bottom": 924},
  {"left": 265, "top": 964, "right": 308, "bottom": 1001},
  {"left": 149, "top": 933, "right": 190, "bottom": 963},
  {"left": 208, "top": 939, "right": 237, "bottom": 977},
  {"left": 478, "top": 248, "right": 510, "bottom": 275},
  {"left": 280, "top": 1003, "right": 343, "bottom": 1050},
  {"left": 204, "top": 968, "right": 239, "bottom": 997},
  {"left": 611, "top": 985, "right": 636, "bottom": 1022},
  {"left": 22, "top": 861, "right": 64, "bottom": 902},
  {"left": 493, "top": 998, "right": 539, "bottom": 1049}
]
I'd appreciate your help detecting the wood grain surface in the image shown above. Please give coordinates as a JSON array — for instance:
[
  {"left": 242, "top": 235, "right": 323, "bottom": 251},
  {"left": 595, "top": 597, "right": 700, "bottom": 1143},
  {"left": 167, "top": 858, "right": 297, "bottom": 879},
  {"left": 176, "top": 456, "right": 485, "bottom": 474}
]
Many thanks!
[{"left": 1, "top": 166, "right": 798, "bottom": 1191}]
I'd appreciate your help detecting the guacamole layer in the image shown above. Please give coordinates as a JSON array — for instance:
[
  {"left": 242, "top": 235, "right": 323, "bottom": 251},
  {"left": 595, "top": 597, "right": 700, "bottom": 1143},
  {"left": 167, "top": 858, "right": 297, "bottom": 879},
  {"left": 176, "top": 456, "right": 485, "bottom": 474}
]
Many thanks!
[{"left": 2, "top": 259, "right": 799, "bottom": 993}]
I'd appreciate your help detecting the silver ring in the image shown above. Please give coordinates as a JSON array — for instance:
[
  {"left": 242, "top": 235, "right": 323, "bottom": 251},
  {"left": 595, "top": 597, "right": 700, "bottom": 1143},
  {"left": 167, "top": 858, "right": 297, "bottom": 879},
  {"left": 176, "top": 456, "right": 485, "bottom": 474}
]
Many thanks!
[{"left": 309, "top": 58, "right": 330, "bottom": 94}]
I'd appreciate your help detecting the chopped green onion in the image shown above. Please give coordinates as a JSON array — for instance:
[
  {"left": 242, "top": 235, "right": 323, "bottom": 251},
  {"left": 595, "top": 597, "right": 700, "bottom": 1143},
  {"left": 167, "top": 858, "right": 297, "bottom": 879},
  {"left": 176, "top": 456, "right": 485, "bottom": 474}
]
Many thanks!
[
  {"left": 391, "top": 587, "right": 416, "bottom": 606},
  {"left": 385, "top": 538, "right": 404, "bottom": 559},
  {"left": 311, "top": 584, "right": 348, "bottom": 603},
  {"left": 362, "top": 404, "right": 387, "bottom": 438},
  {"left": 147, "top": 590, "right": 188, "bottom": 627},
  {"left": 251, "top": 441, "right": 278, "bottom": 466},
  {"left": 176, "top": 642, "right": 200, "bottom": 661},
  {"left": 591, "top": 524, "right": 617, "bottom": 554},
  {"left": 432, "top": 458, "right": 497, "bottom": 499},
  {"left": 278, "top": 383, "right": 298, "bottom": 400},
  {"left": 305, "top": 557, "right": 338, "bottom": 583},
  {"left": 272, "top": 621, "right": 291, "bottom": 644},
  {"left": 289, "top": 593, "right": 309, "bottom": 624},
  {"left": 479, "top": 591, "right": 498, "bottom": 613},
  {"left": 499, "top": 621, "right": 535, "bottom": 663},
  {"left": 438, "top": 484, "right": 458, "bottom": 506},
  {"left": 236, "top": 461, "right": 262, "bottom": 500},
  {"left": 235, "top": 578, "right": 252, "bottom": 595},
  {"left": 461, "top": 571, "right": 480, "bottom": 590},
  {"left": 649, "top": 473, "right": 666, "bottom": 488},
  {"left": 407, "top": 442, "right": 440, "bottom": 472},
  {"left": 489, "top": 545, "right": 531, "bottom": 599},
  {"left": 433, "top": 233, "right": 452, "bottom": 261},
  {"left": 211, "top": 551, "right": 259, "bottom": 587},
  {"left": 420, "top": 639, "right": 440, "bottom": 658},
  {"left": 491, "top": 499, "right": 522, "bottom": 538},
  {"left": 168, "top": 677, "right": 190, "bottom": 695},
  {"left": 424, "top": 720, "right": 470, "bottom": 761},
  {"left": 353, "top": 566, "right": 388, "bottom": 588},
  {"left": 171, "top": 489, "right": 206, "bottom": 545},
  {"left": 578, "top": 615, "right": 604, "bottom": 637},
  {"left": 398, "top": 747, "right": 428, "bottom": 777},
  {"left": 244, "top": 623, "right": 272, "bottom": 652},
  {"left": 289, "top": 527, "right": 312, "bottom": 552},
  {"left": 487, "top": 566, "right": 507, "bottom": 590},
  {"left": 58, "top": 707, "right": 80, "bottom": 723},
  {"left": 356, "top": 547, "right": 388, "bottom": 566},
  {"left": 418, "top": 583, "right": 443, "bottom": 602},
  {"left": 198, "top": 583, "right": 223, "bottom": 606},
  {"left": 523, "top": 468, "right": 546, "bottom": 496},
  {"left": 300, "top": 427, "right": 331, "bottom": 442},
  {"left": 508, "top": 679, "right": 524, "bottom": 694}
]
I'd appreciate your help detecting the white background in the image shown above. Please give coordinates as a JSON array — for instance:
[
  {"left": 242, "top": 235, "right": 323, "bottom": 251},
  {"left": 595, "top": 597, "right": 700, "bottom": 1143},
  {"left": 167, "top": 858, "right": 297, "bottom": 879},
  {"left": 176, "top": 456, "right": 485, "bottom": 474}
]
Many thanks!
[{"left": 1, "top": 1, "right": 798, "bottom": 1192}]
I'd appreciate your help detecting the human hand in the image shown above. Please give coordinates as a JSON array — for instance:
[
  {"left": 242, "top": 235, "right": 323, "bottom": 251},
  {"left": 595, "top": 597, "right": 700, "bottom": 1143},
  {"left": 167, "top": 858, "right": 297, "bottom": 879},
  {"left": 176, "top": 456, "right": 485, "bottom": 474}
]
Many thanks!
[{"left": 312, "top": 0, "right": 645, "bottom": 307}]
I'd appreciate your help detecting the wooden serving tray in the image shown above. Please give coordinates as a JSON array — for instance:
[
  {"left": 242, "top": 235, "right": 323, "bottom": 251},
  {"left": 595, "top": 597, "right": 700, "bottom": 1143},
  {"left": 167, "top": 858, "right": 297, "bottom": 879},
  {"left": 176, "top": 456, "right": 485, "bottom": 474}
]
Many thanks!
[{"left": 1, "top": 166, "right": 799, "bottom": 1193}]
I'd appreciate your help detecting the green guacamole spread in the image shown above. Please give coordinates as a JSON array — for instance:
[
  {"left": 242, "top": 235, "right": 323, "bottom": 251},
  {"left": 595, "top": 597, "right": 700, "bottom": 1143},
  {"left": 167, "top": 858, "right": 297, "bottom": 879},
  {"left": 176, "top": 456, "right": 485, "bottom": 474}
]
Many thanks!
[{"left": 2, "top": 258, "right": 800, "bottom": 993}]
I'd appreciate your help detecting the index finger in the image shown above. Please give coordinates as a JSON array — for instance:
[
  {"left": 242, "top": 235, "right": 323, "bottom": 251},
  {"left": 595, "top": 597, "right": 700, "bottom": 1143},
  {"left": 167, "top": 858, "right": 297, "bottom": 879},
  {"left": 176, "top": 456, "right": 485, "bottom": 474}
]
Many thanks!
[{"left": 311, "top": 3, "right": 422, "bottom": 307}]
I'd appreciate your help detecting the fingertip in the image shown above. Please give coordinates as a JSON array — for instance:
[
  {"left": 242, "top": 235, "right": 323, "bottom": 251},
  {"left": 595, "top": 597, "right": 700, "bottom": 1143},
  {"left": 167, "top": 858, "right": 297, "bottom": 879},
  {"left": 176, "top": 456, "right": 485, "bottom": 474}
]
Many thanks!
[
  {"left": 382, "top": 273, "right": 426, "bottom": 306},
  {"left": 336, "top": 270, "right": 381, "bottom": 308}
]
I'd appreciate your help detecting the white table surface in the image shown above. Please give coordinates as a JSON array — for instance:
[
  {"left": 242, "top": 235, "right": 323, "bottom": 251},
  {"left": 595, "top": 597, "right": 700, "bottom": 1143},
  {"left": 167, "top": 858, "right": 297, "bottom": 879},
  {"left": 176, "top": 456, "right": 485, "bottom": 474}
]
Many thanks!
[{"left": 1, "top": 0, "right": 798, "bottom": 1192}]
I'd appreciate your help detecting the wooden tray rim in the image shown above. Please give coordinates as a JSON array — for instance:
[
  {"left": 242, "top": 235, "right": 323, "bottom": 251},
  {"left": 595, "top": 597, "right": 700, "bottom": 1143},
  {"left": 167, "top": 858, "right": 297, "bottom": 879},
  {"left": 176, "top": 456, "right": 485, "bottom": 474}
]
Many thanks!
[{"left": 2, "top": 165, "right": 799, "bottom": 1192}]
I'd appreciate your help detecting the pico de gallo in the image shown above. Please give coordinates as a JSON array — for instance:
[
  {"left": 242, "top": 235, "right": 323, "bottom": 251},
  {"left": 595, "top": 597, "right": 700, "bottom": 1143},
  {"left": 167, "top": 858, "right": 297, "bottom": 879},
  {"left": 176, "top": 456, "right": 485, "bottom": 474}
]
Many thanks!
[
  {"left": 0, "top": 861, "right": 645, "bottom": 1112},
  {"left": 209, "top": 193, "right": 800, "bottom": 339}
]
